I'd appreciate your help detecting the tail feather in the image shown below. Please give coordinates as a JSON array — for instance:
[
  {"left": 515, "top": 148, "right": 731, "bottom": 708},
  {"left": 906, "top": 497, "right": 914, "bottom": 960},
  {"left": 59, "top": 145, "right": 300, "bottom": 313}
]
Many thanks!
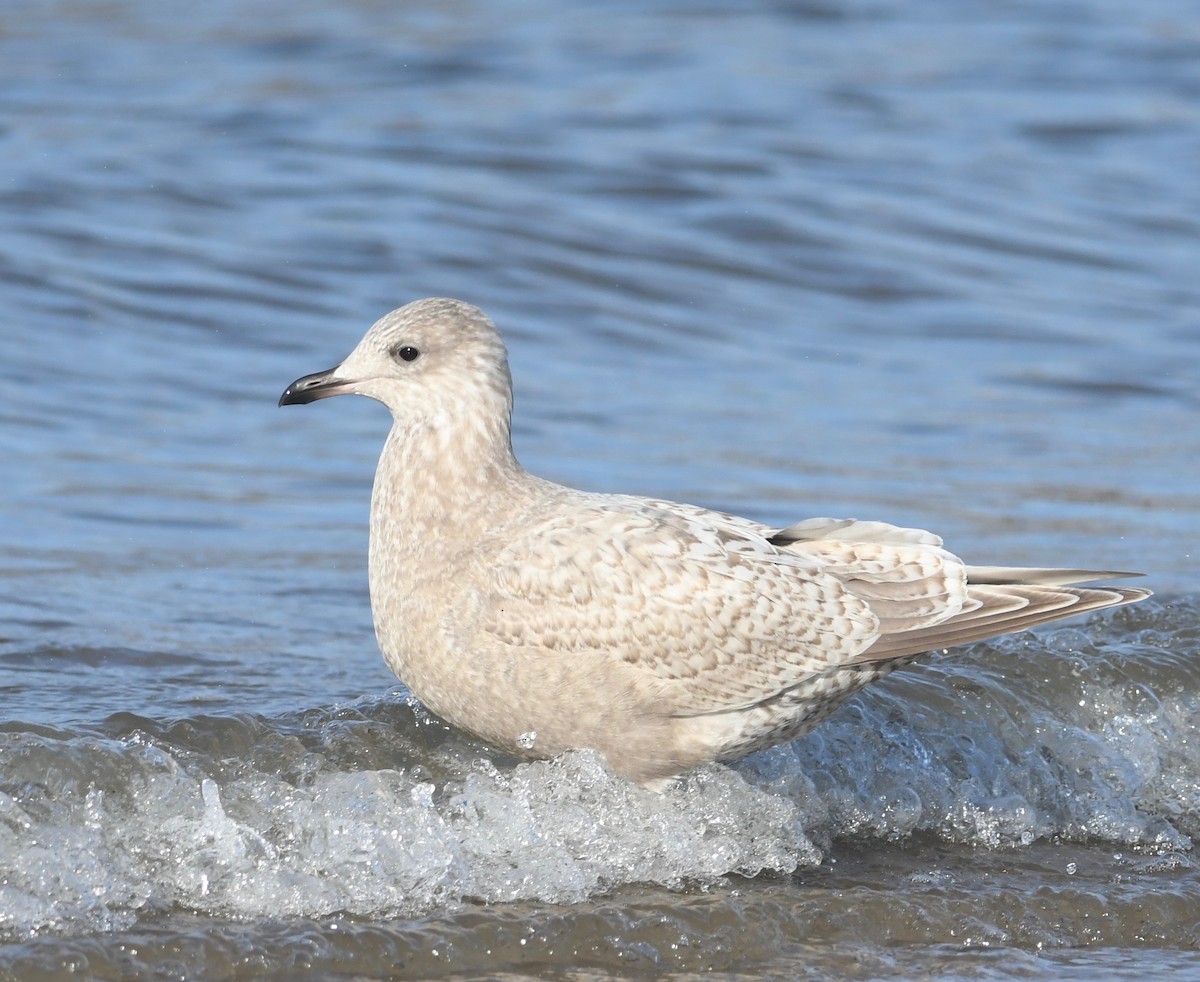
[
  {"left": 770, "top": 518, "right": 1151, "bottom": 666},
  {"left": 854, "top": 575, "right": 1150, "bottom": 664}
]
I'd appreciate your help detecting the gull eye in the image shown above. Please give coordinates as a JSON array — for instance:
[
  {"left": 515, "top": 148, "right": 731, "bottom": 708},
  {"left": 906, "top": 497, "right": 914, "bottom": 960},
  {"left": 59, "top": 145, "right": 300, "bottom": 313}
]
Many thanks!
[{"left": 392, "top": 345, "right": 420, "bottom": 363}]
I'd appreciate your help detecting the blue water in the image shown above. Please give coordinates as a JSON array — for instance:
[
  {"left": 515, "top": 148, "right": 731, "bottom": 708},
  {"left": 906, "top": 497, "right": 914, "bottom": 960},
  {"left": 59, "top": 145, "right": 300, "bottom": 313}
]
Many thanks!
[{"left": 1, "top": 1, "right": 1199, "bottom": 978}]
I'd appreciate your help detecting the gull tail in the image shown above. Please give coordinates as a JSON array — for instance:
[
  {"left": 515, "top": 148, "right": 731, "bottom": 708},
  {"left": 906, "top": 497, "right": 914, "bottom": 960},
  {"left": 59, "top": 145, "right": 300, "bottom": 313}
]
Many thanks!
[{"left": 854, "top": 568, "right": 1149, "bottom": 663}]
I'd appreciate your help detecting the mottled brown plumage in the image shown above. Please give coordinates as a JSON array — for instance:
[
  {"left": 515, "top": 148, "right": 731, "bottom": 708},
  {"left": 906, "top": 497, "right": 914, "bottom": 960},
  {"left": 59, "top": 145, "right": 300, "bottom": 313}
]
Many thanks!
[{"left": 280, "top": 298, "right": 1150, "bottom": 787}]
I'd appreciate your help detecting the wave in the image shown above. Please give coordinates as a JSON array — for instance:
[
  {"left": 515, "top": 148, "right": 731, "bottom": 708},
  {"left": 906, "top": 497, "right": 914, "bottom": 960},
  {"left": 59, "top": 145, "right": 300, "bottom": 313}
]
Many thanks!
[{"left": 1, "top": 597, "right": 1195, "bottom": 938}]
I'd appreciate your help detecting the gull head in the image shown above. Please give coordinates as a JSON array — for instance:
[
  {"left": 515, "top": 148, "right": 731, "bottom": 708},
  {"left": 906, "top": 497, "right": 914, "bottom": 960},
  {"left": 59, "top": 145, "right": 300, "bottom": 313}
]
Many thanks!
[{"left": 278, "top": 298, "right": 513, "bottom": 426}]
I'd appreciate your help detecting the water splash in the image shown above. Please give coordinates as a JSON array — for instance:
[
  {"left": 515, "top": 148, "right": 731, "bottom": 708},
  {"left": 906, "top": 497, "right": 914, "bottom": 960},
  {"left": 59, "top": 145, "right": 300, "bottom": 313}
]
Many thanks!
[{"left": 0, "top": 727, "right": 812, "bottom": 937}]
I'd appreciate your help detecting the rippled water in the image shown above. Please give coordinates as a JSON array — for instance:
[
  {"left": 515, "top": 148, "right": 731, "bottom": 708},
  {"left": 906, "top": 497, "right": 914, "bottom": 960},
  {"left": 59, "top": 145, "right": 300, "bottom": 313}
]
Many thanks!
[{"left": 2, "top": 0, "right": 1198, "bottom": 979}]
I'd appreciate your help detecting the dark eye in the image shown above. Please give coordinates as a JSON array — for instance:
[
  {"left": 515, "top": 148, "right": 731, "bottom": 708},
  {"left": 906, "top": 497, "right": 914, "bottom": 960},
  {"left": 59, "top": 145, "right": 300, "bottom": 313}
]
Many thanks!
[{"left": 393, "top": 345, "right": 420, "bottom": 363}]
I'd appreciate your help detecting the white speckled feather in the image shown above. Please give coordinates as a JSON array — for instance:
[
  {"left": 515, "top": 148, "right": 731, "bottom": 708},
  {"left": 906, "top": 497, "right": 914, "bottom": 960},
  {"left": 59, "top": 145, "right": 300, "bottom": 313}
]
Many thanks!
[{"left": 477, "top": 499, "right": 879, "bottom": 715}]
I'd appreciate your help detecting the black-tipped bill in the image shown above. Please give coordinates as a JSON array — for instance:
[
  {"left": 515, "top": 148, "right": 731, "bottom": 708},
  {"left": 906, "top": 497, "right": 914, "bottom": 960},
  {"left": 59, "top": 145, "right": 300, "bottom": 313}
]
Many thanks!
[{"left": 278, "top": 368, "right": 350, "bottom": 406}]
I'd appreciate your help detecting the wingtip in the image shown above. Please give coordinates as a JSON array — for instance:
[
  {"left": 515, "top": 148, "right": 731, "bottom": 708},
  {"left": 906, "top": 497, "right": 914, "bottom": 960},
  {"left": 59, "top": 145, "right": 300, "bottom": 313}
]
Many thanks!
[{"left": 966, "top": 566, "right": 1150, "bottom": 588}]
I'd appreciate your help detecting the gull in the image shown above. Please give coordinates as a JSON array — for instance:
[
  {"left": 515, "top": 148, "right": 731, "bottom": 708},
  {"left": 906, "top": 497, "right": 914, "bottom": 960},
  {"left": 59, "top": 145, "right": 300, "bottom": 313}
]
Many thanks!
[{"left": 279, "top": 298, "right": 1150, "bottom": 787}]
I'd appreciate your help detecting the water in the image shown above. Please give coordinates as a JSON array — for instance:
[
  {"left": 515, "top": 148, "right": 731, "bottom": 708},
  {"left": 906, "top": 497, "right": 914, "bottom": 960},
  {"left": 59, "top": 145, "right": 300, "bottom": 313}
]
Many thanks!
[{"left": 1, "top": 0, "right": 1198, "bottom": 978}]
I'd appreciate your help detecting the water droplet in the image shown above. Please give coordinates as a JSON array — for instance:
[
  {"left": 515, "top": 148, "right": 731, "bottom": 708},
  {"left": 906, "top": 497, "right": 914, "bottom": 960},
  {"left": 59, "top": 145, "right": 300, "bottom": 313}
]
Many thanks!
[{"left": 516, "top": 730, "right": 537, "bottom": 750}]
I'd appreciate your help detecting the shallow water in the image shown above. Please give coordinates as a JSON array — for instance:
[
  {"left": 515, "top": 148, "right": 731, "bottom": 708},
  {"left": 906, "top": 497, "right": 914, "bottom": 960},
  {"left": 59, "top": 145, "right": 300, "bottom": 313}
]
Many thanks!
[{"left": 2, "top": 0, "right": 1199, "bottom": 978}]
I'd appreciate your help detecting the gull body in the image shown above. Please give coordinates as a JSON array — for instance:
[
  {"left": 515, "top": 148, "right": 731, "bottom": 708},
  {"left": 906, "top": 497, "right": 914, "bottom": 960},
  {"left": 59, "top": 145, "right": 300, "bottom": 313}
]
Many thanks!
[{"left": 280, "top": 298, "right": 1149, "bottom": 787}]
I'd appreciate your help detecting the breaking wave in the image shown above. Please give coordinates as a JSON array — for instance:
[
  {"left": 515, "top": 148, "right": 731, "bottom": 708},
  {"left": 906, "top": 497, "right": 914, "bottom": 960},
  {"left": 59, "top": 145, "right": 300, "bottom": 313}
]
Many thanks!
[{"left": 1, "top": 597, "right": 1196, "bottom": 939}]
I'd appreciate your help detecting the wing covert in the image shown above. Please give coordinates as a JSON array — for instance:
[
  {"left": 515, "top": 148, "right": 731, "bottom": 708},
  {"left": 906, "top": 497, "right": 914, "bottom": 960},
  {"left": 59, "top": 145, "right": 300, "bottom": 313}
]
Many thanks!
[{"left": 472, "top": 501, "right": 880, "bottom": 715}]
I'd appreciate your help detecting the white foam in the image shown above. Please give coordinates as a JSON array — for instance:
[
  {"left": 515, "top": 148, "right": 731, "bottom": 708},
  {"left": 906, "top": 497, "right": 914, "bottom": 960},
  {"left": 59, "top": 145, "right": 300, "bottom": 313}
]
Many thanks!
[{"left": 0, "top": 731, "right": 814, "bottom": 936}]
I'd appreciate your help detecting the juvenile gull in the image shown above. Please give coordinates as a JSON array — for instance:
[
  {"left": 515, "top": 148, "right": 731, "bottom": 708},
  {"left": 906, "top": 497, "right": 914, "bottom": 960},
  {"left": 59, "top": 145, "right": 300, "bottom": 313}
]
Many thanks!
[{"left": 280, "top": 298, "right": 1150, "bottom": 787}]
